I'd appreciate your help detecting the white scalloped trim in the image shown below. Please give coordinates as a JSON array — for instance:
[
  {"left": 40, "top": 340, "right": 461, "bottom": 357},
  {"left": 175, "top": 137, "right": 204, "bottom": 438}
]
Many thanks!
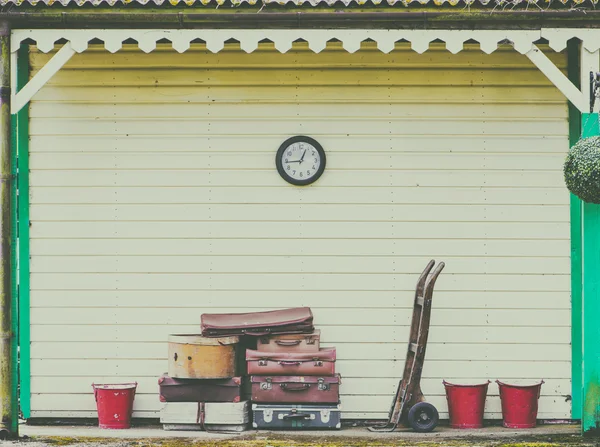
[{"left": 11, "top": 28, "right": 600, "bottom": 55}]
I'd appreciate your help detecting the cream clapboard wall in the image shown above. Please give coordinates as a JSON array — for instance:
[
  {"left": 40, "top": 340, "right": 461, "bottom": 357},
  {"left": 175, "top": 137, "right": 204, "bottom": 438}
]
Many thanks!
[{"left": 27, "top": 43, "right": 571, "bottom": 419}]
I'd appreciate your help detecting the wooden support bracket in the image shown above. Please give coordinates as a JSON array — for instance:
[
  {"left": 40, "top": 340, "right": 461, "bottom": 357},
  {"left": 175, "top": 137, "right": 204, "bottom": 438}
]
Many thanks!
[
  {"left": 525, "top": 44, "right": 588, "bottom": 113},
  {"left": 11, "top": 42, "right": 75, "bottom": 114}
]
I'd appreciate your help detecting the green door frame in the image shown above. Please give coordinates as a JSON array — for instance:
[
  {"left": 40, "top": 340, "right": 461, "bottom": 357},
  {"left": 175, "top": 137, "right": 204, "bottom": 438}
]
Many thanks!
[
  {"left": 581, "top": 113, "right": 600, "bottom": 434},
  {"left": 11, "top": 44, "right": 30, "bottom": 420},
  {"left": 568, "top": 39, "right": 583, "bottom": 421}
]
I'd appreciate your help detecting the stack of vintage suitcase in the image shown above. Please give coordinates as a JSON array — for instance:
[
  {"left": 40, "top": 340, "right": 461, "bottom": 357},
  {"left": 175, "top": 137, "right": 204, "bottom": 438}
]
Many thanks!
[
  {"left": 158, "top": 307, "right": 341, "bottom": 431},
  {"left": 247, "top": 330, "right": 342, "bottom": 430},
  {"left": 158, "top": 334, "right": 251, "bottom": 432},
  {"left": 201, "top": 307, "right": 342, "bottom": 430}
]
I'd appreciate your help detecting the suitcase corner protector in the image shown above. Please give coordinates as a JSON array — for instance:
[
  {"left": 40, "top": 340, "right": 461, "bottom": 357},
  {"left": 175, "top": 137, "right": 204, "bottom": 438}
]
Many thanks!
[{"left": 252, "top": 422, "right": 258, "bottom": 428}]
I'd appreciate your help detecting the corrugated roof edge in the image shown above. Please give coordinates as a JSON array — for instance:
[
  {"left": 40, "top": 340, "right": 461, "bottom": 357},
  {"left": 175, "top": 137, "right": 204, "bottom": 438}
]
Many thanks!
[{"left": 0, "top": 0, "right": 596, "bottom": 6}]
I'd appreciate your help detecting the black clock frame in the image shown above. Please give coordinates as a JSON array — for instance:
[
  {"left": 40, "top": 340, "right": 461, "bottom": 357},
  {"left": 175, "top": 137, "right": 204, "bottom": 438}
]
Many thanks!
[{"left": 275, "top": 136, "right": 327, "bottom": 186}]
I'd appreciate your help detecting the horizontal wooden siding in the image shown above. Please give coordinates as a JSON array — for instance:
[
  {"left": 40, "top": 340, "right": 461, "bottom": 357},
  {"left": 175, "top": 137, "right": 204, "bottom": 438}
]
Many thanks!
[{"left": 28, "top": 43, "right": 571, "bottom": 419}]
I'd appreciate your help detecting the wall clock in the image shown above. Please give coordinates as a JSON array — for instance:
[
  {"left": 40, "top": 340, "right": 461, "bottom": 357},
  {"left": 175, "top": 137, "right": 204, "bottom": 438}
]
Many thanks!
[{"left": 276, "top": 136, "right": 326, "bottom": 186}]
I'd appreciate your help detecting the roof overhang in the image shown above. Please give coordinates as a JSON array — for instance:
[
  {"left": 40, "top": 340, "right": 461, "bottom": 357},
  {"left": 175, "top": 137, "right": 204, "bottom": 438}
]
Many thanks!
[{"left": 8, "top": 26, "right": 600, "bottom": 114}]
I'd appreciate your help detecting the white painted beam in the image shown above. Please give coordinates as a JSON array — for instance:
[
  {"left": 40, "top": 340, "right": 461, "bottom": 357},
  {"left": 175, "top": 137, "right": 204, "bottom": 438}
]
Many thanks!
[
  {"left": 525, "top": 44, "right": 587, "bottom": 113},
  {"left": 10, "top": 51, "right": 17, "bottom": 106},
  {"left": 11, "top": 42, "right": 75, "bottom": 114}
]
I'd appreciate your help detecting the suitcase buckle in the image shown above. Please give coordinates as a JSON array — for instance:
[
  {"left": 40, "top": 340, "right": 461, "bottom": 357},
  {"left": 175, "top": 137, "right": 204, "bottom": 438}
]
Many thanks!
[
  {"left": 317, "top": 378, "right": 330, "bottom": 391},
  {"left": 264, "top": 409, "right": 273, "bottom": 423},
  {"left": 260, "top": 378, "right": 272, "bottom": 390},
  {"left": 314, "top": 361, "right": 323, "bottom": 367},
  {"left": 306, "top": 336, "right": 316, "bottom": 345},
  {"left": 320, "top": 409, "right": 331, "bottom": 423},
  {"left": 258, "top": 360, "right": 268, "bottom": 366}
]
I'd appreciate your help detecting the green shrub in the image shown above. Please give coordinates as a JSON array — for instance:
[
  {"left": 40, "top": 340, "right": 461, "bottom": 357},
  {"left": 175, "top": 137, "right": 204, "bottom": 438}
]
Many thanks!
[{"left": 564, "top": 136, "right": 600, "bottom": 204}]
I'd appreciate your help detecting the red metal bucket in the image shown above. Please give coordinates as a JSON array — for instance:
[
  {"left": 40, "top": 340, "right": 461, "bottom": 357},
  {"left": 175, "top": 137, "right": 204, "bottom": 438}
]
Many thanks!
[
  {"left": 92, "top": 382, "right": 137, "bottom": 429},
  {"left": 497, "top": 380, "right": 544, "bottom": 429},
  {"left": 443, "top": 380, "right": 490, "bottom": 429}
]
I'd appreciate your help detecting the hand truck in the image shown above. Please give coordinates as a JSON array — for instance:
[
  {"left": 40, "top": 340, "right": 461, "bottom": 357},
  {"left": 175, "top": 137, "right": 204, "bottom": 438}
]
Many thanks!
[{"left": 369, "top": 260, "right": 445, "bottom": 433}]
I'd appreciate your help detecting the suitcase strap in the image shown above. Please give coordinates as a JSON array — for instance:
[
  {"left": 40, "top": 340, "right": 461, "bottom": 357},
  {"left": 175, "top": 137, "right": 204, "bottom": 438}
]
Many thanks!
[
  {"left": 196, "top": 403, "right": 246, "bottom": 434},
  {"left": 196, "top": 402, "right": 207, "bottom": 432}
]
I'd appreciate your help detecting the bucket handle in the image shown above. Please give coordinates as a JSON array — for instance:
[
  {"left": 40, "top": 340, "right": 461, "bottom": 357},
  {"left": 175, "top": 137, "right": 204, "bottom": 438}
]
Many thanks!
[
  {"left": 495, "top": 380, "right": 544, "bottom": 399},
  {"left": 92, "top": 382, "right": 138, "bottom": 402},
  {"left": 443, "top": 380, "right": 491, "bottom": 387}
]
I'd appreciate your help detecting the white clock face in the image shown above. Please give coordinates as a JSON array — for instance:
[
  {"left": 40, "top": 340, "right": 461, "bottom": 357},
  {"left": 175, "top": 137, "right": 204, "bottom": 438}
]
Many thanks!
[
  {"left": 280, "top": 142, "right": 321, "bottom": 182},
  {"left": 276, "top": 136, "right": 326, "bottom": 186}
]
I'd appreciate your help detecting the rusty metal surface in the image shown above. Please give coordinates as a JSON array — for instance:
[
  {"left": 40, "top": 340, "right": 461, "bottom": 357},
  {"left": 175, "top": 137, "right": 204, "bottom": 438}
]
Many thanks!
[{"left": 0, "top": 19, "right": 15, "bottom": 440}]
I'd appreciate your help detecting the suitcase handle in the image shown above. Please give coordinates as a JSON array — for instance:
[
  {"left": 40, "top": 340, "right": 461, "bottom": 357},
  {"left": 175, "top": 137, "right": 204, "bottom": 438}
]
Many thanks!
[
  {"left": 275, "top": 340, "right": 302, "bottom": 346},
  {"left": 280, "top": 383, "right": 311, "bottom": 391},
  {"left": 283, "top": 413, "right": 311, "bottom": 420},
  {"left": 278, "top": 361, "right": 302, "bottom": 366},
  {"left": 242, "top": 329, "right": 272, "bottom": 336}
]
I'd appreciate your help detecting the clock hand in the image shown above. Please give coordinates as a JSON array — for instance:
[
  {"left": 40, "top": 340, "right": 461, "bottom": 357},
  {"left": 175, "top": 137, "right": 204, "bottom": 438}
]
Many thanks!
[
  {"left": 287, "top": 160, "right": 301, "bottom": 163},
  {"left": 299, "top": 150, "right": 307, "bottom": 164}
]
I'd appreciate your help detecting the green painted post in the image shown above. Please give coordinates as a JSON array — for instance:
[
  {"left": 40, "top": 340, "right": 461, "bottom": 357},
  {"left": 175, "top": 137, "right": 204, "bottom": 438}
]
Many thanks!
[
  {"left": 581, "top": 113, "right": 600, "bottom": 434},
  {"left": 8, "top": 55, "right": 18, "bottom": 436},
  {"left": 14, "top": 44, "right": 29, "bottom": 420},
  {"left": 568, "top": 39, "right": 583, "bottom": 420}
]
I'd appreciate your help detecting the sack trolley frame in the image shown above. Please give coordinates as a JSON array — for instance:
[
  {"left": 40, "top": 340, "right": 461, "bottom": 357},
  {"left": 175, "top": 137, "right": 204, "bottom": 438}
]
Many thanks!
[{"left": 369, "top": 259, "right": 445, "bottom": 433}]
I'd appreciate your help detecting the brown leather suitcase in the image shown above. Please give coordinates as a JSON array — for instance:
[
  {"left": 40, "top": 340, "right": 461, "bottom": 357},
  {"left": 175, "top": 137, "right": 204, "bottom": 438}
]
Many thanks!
[
  {"left": 257, "top": 330, "right": 321, "bottom": 353},
  {"left": 201, "top": 307, "right": 314, "bottom": 337},
  {"left": 246, "top": 348, "right": 336, "bottom": 376},
  {"left": 250, "top": 374, "right": 341, "bottom": 404},
  {"left": 158, "top": 374, "right": 243, "bottom": 403}
]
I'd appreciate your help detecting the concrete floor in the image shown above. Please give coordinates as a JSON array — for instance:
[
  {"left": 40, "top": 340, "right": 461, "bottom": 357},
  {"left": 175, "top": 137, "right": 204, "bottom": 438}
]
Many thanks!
[
  {"left": 14, "top": 423, "right": 585, "bottom": 445},
  {"left": 18, "top": 423, "right": 579, "bottom": 440}
]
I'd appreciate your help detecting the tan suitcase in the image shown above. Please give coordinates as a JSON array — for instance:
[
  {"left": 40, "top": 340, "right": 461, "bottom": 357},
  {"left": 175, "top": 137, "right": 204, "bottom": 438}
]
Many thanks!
[
  {"left": 168, "top": 334, "right": 239, "bottom": 379},
  {"left": 257, "top": 330, "right": 321, "bottom": 353}
]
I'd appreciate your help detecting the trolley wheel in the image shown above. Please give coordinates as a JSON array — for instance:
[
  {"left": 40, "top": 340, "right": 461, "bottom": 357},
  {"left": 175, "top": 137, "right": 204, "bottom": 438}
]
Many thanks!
[{"left": 407, "top": 402, "right": 439, "bottom": 433}]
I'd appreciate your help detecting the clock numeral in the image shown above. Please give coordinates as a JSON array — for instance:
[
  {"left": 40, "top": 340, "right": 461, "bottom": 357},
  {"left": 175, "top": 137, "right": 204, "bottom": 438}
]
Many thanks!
[
  {"left": 312, "top": 152, "right": 316, "bottom": 156},
  {"left": 314, "top": 158, "right": 318, "bottom": 163},
  {"left": 312, "top": 165, "right": 316, "bottom": 170},
  {"left": 300, "top": 172, "right": 303, "bottom": 178},
  {"left": 288, "top": 151, "right": 292, "bottom": 156},
  {"left": 285, "top": 158, "right": 289, "bottom": 163},
  {"left": 293, "top": 170, "right": 296, "bottom": 175},
  {"left": 307, "top": 171, "right": 311, "bottom": 176},
  {"left": 287, "top": 166, "right": 291, "bottom": 170}
]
